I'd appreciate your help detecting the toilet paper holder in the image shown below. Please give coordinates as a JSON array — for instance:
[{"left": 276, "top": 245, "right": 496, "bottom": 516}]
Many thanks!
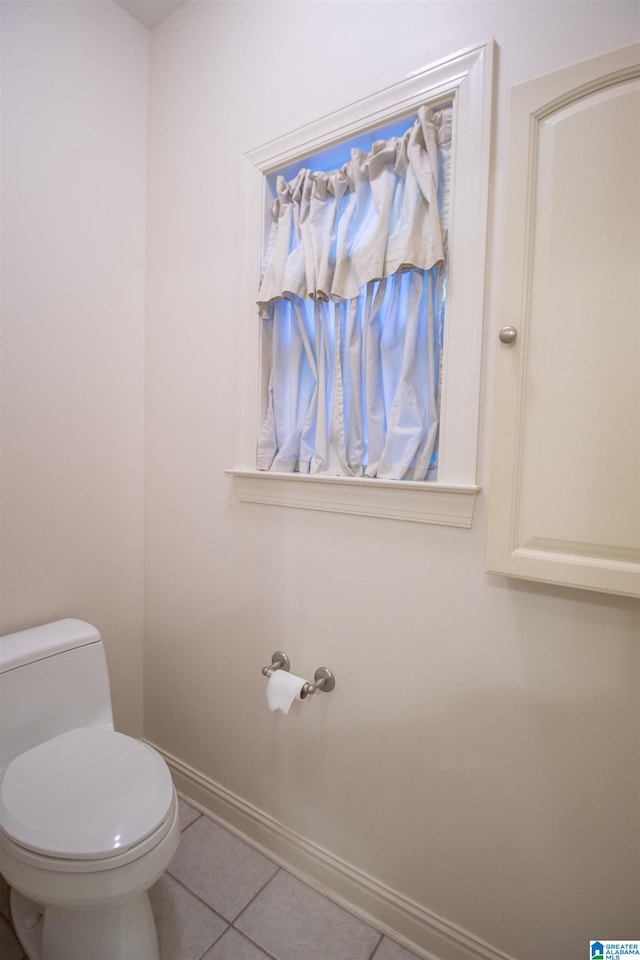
[{"left": 261, "top": 651, "right": 335, "bottom": 695}]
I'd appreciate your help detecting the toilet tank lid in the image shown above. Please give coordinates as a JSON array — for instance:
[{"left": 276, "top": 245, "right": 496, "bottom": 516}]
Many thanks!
[{"left": 0, "top": 619, "right": 101, "bottom": 673}]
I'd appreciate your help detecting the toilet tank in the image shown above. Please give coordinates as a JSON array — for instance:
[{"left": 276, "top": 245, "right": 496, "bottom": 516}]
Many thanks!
[{"left": 0, "top": 619, "right": 114, "bottom": 774}]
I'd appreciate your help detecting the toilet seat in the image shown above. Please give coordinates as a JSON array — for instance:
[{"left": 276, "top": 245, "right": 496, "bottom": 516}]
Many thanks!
[{"left": 0, "top": 728, "right": 174, "bottom": 861}]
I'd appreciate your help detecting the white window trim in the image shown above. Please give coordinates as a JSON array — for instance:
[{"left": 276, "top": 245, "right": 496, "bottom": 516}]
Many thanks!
[{"left": 227, "top": 41, "right": 494, "bottom": 527}]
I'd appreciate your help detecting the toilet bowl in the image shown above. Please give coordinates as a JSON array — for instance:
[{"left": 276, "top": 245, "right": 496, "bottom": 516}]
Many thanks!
[{"left": 0, "top": 620, "right": 180, "bottom": 960}]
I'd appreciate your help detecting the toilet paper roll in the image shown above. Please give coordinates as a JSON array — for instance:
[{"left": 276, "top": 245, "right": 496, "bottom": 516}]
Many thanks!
[{"left": 266, "top": 670, "right": 308, "bottom": 714}]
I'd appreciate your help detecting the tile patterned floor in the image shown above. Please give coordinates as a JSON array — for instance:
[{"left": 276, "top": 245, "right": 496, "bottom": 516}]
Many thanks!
[{"left": 0, "top": 798, "right": 421, "bottom": 960}]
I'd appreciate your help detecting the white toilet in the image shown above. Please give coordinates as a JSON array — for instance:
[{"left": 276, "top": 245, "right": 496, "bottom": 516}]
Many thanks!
[{"left": 0, "top": 619, "right": 180, "bottom": 960}]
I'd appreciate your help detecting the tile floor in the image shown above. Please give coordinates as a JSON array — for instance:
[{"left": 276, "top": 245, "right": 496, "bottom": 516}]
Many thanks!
[{"left": 0, "top": 798, "right": 421, "bottom": 960}]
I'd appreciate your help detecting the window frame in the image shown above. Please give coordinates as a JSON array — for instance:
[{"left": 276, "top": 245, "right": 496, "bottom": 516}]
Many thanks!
[{"left": 228, "top": 41, "right": 494, "bottom": 527}]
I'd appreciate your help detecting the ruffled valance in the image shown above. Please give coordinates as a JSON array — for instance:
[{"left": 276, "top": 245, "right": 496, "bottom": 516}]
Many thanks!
[{"left": 257, "top": 104, "right": 451, "bottom": 310}]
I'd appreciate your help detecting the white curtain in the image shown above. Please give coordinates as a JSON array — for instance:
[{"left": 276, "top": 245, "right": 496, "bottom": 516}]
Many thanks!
[{"left": 257, "top": 104, "right": 451, "bottom": 480}]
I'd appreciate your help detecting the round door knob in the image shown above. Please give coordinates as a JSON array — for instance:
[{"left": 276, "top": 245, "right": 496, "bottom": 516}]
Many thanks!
[{"left": 499, "top": 325, "right": 518, "bottom": 345}]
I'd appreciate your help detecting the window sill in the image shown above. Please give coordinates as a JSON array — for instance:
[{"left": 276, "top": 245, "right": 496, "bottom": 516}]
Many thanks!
[{"left": 225, "top": 470, "right": 481, "bottom": 528}]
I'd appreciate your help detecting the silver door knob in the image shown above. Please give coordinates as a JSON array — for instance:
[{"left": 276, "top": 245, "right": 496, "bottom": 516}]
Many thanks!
[{"left": 499, "top": 326, "right": 518, "bottom": 344}]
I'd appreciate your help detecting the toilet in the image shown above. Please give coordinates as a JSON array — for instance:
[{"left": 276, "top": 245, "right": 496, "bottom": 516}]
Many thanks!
[{"left": 0, "top": 619, "right": 180, "bottom": 960}]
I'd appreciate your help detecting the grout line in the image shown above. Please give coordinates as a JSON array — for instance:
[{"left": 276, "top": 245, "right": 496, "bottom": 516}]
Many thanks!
[
  {"left": 229, "top": 866, "right": 282, "bottom": 925},
  {"left": 178, "top": 813, "right": 203, "bottom": 834},
  {"left": 194, "top": 923, "right": 228, "bottom": 960},
  {"left": 164, "top": 868, "right": 230, "bottom": 927},
  {"left": 231, "top": 928, "right": 280, "bottom": 960},
  {"left": 368, "top": 933, "right": 385, "bottom": 959}
]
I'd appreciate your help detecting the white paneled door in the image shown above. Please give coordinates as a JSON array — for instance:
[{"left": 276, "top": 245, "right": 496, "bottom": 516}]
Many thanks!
[{"left": 488, "top": 44, "right": 640, "bottom": 597}]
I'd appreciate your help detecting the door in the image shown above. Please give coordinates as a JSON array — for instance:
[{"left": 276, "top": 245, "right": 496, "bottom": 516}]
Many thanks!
[{"left": 487, "top": 44, "right": 640, "bottom": 597}]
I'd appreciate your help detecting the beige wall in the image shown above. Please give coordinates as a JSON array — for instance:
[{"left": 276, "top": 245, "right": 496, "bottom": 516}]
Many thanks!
[
  {"left": 0, "top": 1, "right": 149, "bottom": 735},
  {"left": 144, "top": 4, "right": 639, "bottom": 960}
]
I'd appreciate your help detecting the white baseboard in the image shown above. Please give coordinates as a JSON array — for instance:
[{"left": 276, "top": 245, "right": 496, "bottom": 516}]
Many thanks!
[{"left": 149, "top": 742, "right": 516, "bottom": 960}]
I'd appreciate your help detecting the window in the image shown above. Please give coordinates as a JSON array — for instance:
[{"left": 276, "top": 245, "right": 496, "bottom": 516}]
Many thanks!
[
  {"left": 228, "top": 42, "right": 493, "bottom": 527},
  {"left": 257, "top": 104, "right": 450, "bottom": 482}
]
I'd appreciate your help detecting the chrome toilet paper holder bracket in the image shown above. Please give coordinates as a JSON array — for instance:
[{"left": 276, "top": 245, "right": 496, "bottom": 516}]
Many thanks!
[{"left": 261, "top": 651, "right": 335, "bottom": 695}]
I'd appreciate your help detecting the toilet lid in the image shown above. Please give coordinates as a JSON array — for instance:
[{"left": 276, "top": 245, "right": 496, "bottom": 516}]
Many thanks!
[{"left": 0, "top": 728, "right": 174, "bottom": 860}]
